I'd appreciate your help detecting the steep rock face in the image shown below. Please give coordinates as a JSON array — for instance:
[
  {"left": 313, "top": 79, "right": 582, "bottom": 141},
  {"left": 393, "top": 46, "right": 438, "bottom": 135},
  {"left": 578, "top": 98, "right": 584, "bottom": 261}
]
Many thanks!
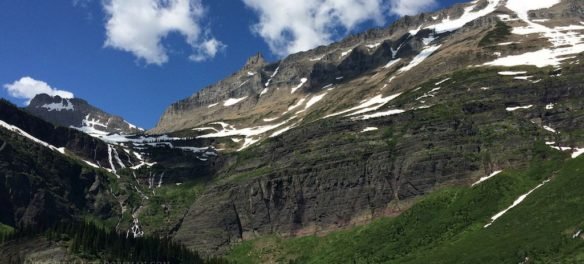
[
  {"left": 0, "top": 118, "right": 119, "bottom": 229},
  {"left": 164, "top": 0, "right": 584, "bottom": 254},
  {"left": 150, "top": 0, "right": 515, "bottom": 145},
  {"left": 26, "top": 94, "right": 142, "bottom": 135},
  {"left": 176, "top": 58, "right": 584, "bottom": 254},
  {"left": 150, "top": 2, "right": 477, "bottom": 134}
]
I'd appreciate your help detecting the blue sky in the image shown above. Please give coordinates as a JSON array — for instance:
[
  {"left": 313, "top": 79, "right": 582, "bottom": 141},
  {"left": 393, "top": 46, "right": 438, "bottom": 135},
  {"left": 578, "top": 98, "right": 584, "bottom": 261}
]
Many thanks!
[{"left": 0, "top": 0, "right": 468, "bottom": 129}]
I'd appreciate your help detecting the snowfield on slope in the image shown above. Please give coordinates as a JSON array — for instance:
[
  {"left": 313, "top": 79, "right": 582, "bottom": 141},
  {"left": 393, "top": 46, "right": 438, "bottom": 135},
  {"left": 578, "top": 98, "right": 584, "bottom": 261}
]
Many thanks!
[
  {"left": 484, "top": 0, "right": 584, "bottom": 68},
  {"left": 424, "top": 0, "right": 502, "bottom": 34}
]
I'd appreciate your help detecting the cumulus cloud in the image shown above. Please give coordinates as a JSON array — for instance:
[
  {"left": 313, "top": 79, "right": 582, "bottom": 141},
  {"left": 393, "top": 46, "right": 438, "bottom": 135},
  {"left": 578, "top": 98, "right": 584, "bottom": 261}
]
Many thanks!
[
  {"left": 242, "top": 0, "right": 387, "bottom": 57},
  {"left": 242, "top": 0, "right": 437, "bottom": 56},
  {"left": 390, "top": 0, "right": 437, "bottom": 16},
  {"left": 190, "top": 37, "right": 226, "bottom": 62},
  {"left": 3, "top": 77, "right": 74, "bottom": 105},
  {"left": 103, "top": 0, "right": 223, "bottom": 65}
]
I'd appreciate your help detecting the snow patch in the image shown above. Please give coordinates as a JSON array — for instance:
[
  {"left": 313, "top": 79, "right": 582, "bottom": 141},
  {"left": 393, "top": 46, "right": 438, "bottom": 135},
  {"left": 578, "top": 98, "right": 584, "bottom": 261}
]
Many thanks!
[
  {"left": 324, "top": 93, "right": 402, "bottom": 119},
  {"left": 291, "top": 78, "right": 308, "bottom": 94},
  {"left": 543, "top": 126, "right": 558, "bottom": 133},
  {"left": 340, "top": 49, "right": 353, "bottom": 59},
  {"left": 472, "top": 170, "right": 503, "bottom": 186},
  {"left": 305, "top": 93, "right": 327, "bottom": 109},
  {"left": 360, "top": 127, "right": 378, "bottom": 133},
  {"left": 270, "top": 125, "right": 294, "bottom": 138},
  {"left": 483, "top": 1, "right": 583, "bottom": 68},
  {"left": 514, "top": 76, "right": 533, "bottom": 80},
  {"left": 259, "top": 88, "right": 269, "bottom": 97},
  {"left": 41, "top": 99, "right": 74, "bottom": 112},
  {"left": 506, "top": 105, "right": 533, "bottom": 111},
  {"left": 409, "top": 26, "right": 422, "bottom": 36},
  {"left": 287, "top": 97, "right": 307, "bottom": 111},
  {"left": 196, "top": 118, "right": 296, "bottom": 151},
  {"left": 384, "top": 58, "right": 401, "bottom": 69},
  {"left": 546, "top": 103, "right": 555, "bottom": 110},
  {"left": 224, "top": 96, "right": 248, "bottom": 107},
  {"left": 498, "top": 71, "right": 527, "bottom": 76},
  {"left": 484, "top": 179, "right": 551, "bottom": 228},
  {"left": 398, "top": 45, "right": 442, "bottom": 74},
  {"left": 265, "top": 66, "right": 280, "bottom": 87},
  {"left": 572, "top": 148, "right": 584, "bottom": 159},
  {"left": 416, "top": 87, "right": 441, "bottom": 101},
  {"left": 435, "top": 78, "right": 451, "bottom": 86},
  {"left": 425, "top": 0, "right": 501, "bottom": 34},
  {"left": 263, "top": 117, "right": 280, "bottom": 122},
  {"left": 83, "top": 160, "right": 100, "bottom": 168},
  {"left": 366, "top": 43, "right": 381, "bottom": 49},
  {"left": 355, "top": 109, "right": 405, "bottom": 120}
]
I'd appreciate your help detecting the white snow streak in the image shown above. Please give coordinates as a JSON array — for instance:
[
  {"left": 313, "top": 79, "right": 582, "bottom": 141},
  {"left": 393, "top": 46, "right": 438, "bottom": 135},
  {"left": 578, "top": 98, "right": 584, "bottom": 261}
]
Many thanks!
[
  {"left": 506, "top": 105, "right": 533, "bottom": 111},
  {"left": 291, "top": 78, "right": 308, "bottom": 94},
  {"left": 0, "top": 120, "right": 64, "bottom": 154},
  {"left": 355, "top": 109, "right": 405, "bottom": 120},
  {"left": 498, "top": 71, "right": 527, "bottom": 76},
  {"left": 224, "top": 96, "right": 248, "bottom": 107},
  {"left": 324, "top": 93, "right": 402, "bottom": 119},
  {"left": 360, "top": 127, "right": 379, "bottom": 133},
  {"left": 305, "top": 93, "right": 327, "bottom": 109},
  {"left": 484, "top": 179, "right": 550, "bottom": 228},
  {"left": 397, "top": 45, "right": 442, "bottom": 74},
  {"left": 472, "top": 170, "right": 503, "bottom": 186},
  {"left": 384, "top": 58, "right": 402, "bottom": 69}
]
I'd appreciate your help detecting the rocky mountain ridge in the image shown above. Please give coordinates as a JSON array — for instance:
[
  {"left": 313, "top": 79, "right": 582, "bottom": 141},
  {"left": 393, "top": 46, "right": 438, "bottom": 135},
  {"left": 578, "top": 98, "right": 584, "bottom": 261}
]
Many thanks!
[{"left": 152, "top": 0, "right": 584, "bottom": 154}]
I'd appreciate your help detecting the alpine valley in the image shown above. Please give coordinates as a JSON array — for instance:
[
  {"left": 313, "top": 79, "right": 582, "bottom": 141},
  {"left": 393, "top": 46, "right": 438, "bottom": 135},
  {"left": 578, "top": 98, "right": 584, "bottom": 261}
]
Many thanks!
[{"left": 2, "top": 0, "right": 584, "bottom": 263}]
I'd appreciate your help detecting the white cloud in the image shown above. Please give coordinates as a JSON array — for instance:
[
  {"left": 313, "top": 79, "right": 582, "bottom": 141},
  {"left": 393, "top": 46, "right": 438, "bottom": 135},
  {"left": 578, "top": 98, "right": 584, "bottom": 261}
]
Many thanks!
[
  {"left": 3, "top": 77, "right": 74, "bottom": 105},
  {"left": 242, "top": 0, "right": 437, "bottom": 56},
  {"left": 390, "top": 0, "right": 436, "bottom": 16},
  {"left": 242, "top": 0, "right": 386, "bottom": 57},
  {"left": 190, "top": 37, "right": 226, "bottom": 62},
  {"left": 103, "top": 0, "right": 223, "bottom": 65}
]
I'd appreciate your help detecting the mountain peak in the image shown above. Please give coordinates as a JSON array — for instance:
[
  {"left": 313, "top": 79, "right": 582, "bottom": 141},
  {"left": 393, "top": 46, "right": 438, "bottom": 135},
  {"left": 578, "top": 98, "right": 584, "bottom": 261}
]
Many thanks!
[
  {"left": 244, "top": 52, "right": 266, "bottom": 69},
  {"left": 26, "top": 93, "right": 143, "bottom": 135}
]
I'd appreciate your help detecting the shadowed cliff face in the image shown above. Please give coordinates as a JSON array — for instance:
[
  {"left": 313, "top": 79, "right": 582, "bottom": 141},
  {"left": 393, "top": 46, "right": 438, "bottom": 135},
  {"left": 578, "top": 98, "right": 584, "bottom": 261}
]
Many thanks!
[
  {"left": 174, "top": 56, "right": 584, "bottom": 254},
  {"left": 0, "top": 112, "right": 119, "bottom": 229}
]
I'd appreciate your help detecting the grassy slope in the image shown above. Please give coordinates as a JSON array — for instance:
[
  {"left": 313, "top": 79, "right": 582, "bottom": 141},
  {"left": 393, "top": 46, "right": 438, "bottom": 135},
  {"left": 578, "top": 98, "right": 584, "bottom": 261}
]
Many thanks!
[{"left": 227, "top": 144, "right": 584, "bottom": 263}]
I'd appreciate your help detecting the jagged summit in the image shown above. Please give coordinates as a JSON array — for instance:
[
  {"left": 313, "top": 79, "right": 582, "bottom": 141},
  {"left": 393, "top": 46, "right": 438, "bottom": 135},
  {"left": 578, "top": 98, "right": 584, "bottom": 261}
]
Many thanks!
[
  {"left": 243, "top": 52, "right": 266, "bottom": 70},
  {"left": 26, "top": 93, "right": 143, "bottom": 136}
]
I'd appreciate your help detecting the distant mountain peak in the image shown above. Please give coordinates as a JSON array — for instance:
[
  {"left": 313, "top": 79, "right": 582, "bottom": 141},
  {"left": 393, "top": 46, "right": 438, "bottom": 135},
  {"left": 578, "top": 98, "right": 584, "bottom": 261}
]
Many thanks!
[{"left": 26, "top": 93, "right": 143, "bottom": 136}]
